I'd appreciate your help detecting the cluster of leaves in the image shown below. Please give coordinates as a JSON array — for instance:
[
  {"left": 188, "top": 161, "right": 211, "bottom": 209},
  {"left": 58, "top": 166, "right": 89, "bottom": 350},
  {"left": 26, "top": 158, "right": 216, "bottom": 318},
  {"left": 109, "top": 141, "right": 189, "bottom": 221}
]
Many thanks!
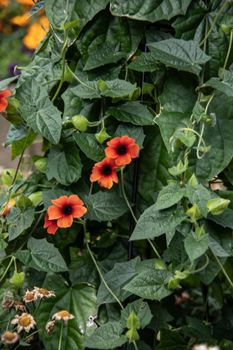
[{"left": 1, "top": 0, "right": 233, "bottom": 349}]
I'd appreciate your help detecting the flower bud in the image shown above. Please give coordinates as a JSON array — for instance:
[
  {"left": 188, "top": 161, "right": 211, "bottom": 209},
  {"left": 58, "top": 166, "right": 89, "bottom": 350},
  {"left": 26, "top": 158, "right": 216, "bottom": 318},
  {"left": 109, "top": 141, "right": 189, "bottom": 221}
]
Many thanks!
[
  {"left": 72, "top": 115, "right": 89, "bottom": 132},
  {"left": 97, "top": 80, "right": 108, "bottom": 92},
  {"left": 10, "top": 272, "right": 25, "bottom": 287},
  {"left": 95, "top": 127, "right": 110, "bottom": 144},
  {"left": 125, "top": 328, "right": 140, "bottom": 343},
  {"left": 28, "top": 191, "right": 43, "bottom": 207},
  {"left": 207, "top": 197, "right": 230, "bottom": 215},
  {"left": 34, "top": 158, "right": 47, "bottom": 173},
  {"left": 126, "top": 311, "right": 140, "bottom": 330},
  {"left": 186, "top": 204, "right": 202, "bottom": 222}
]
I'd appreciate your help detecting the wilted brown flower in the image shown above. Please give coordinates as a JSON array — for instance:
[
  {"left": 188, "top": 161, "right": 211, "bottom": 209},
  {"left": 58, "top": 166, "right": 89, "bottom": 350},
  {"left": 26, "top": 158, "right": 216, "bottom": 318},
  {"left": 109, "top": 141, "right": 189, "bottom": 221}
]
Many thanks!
[
  {"left": 2, "top": 298, "right": 14, "bottom": 310},
  {"left": 11, "top": 313, "right": 36, "bottom": 333},
  {"left": 14, "top": 301, "right": 26, "bottom": 312},
  {"left": 1, "top": 331, "right": 19, "bottom": 345},
  {"left": 23, "top": 290, "right": 37, "bottom": 303},
  {"left": 45, "top": 320, "right": 56, "bottom": 335},
  {"left": 52, "top": 310, "right": 74, "bottom": 322}
]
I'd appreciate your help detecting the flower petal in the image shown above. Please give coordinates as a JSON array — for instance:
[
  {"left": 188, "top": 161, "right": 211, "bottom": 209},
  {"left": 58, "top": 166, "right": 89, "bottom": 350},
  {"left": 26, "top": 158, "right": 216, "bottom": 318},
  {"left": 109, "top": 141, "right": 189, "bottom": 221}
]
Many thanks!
[
  {"left": 0, "top": 99, "right": 8, "bottom": 112},
  {"left": 68, "top": 194, "right": 84, "bottom": 206},
  {"left": 115, "top": 154, "right": 131, "bottom": 166},
  {"left": 47, "top": 205, "right": 63, "bottom": 220},
  {"left": 72, "top": 205, "right": 87, "bottom": 218},
  {"left": 57, "top": 215, "right": 73, "bottom": 228},
  {"left": 129, "top": 143, "right": 139, "bottom": 158},
  {"left": 51, "top": 195, "right": 69, "bottom": 208}
]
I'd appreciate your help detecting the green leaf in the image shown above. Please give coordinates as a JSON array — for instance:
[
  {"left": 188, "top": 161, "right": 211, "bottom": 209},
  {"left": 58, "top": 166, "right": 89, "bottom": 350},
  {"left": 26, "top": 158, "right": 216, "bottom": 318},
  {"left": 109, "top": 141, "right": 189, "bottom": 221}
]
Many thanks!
[
  {"left": 184, "top": 232, "right": 209, "bottom": 262},
  {"left": 74, "top": 79, "right": 137, "bottom": 99},
  {"left": 16, "top": 78, "right": 62, "bottom": 144},
  {"left": 156, "top": 329, "right": 187, "bottom": 350},
  {"left": 120, "top": 299, "right": 153, "bottom": 329},
  {"left": 107, "top": 101, "right": 155, "bottom": 126},
  {"left": 124, "top": 270, "right": 172, "bottom": 301},
  {"left": 208, "top": 208, "right": 233, "bottom": 229},
  {"left": 62, "top": 87, "right": 93, "bottom": 119},
  {"left": 97, "top": 257, "right": 140, "bottom": 305},
  {"left": 85, "top": 191, "right": 127, "bottom": 222},
  {"left": 110, "top": 0, "right": 192, "bottom": 23},
  {"left": 73, "top": 133, "right": 104, "bottom": 161},
  {"left": 185, "top": 184, "right": 212, "bottom": 217},
  {"left": 148, "top": 39, "right": 210, "bottom": 75},
  {"left": 0, "top": 75, "right": 19, "bottom": 89},
  {"left": 84, "top": 321, "right": 127, "bottom": 349},
  {"left": 204, "top": 70, "right": 233, "bottom": 97},
  {"left": 130, "top": 206, "right": 186, "bottom": 241},
  {"left": 46, "top": 145, "right": 82, "bottom": 185},
  {"left": 15, "top": 238, "right": 68, "bottom": 272},
  {"left": 154, "top": 183, "right": 185, "bottom": 210},
  {"left": 36, "top": 274, "right": 97, "bottom": 350},
  {"left": 128, "top": 52, "right": 159, "bottom": 72},
  {"left": 7, "top": 207, "right": 35, "bottom": 241}
]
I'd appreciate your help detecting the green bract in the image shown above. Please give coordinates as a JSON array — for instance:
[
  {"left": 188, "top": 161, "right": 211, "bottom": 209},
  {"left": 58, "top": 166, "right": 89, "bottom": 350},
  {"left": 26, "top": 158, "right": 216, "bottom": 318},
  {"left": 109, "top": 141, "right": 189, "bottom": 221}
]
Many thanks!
[{"left": 0, "top": 0, "right": 233, "bottom": 349}]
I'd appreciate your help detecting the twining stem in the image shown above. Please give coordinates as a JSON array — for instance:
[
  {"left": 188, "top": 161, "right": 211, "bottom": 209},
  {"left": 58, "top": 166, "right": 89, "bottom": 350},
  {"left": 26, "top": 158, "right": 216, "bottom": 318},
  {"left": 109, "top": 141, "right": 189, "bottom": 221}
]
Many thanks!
[
  {"left": 58, "top": 322, "right": 64, "bottom": 350},
  {"left": 189, "top": 254, "right": 209, "bottom": 275},
  {"left": 51, "top": 39, "right": 68, "bottom": 103},
  {"left": 200, "top": 0, "right": 230, "bottom": 46},
  {"left": 82, "top": 221, "right": 124, "bottom": 309},
  {"left": 212, "top": 251, "right": 233, "bottom": 289},
  {"left": 0, "top": 256, "right": 14, "bottom": 283},
  {"left": 223, "top": 29, "right": 233, "bottom": 70},
  {"left": 120, "top": 168, "right": 161, "bottom": 259}
]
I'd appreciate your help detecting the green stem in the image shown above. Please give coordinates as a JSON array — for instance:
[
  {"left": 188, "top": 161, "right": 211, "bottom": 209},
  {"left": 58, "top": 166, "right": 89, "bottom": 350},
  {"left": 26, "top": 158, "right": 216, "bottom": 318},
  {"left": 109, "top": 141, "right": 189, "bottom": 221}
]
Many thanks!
[
  {"left": 66, "top": 63, "right": 96, "bottom": 90},
  {"left": 212, "top": 251, "right": 233, "bottom": 289},
  {"left": 120, "top": 168, "right": 161, "bottom": 258},
  {"left": 0, "top": 256, "right": 14, "bottom": 283},
  {"left": 223, "top": 29, "right": 233, "bottom": 70},
  {"left": 133, "top": 341, "right": 139, "bottom": 350},
  {"left": 200, "top": 0, "right": 230, "bottom": 46},
  {"left": 83, "top": 221, "right": 124, "bottom": 309},
  {"left": 58, "top": 322, "right": 64, "bottom": 350},
  {"left": 189, "top": 254, "right": 209, "bottom": 274},
  {"left": 52, "top": 40, "right": 68, "bottom": 103}
]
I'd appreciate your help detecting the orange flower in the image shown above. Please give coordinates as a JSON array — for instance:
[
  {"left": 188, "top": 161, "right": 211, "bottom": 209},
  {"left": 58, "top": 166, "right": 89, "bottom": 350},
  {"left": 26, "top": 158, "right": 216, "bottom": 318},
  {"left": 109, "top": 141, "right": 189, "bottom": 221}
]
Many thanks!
[
  {"left": 1, "top": 198, "right": 16, "bottom": 217},
  {"left": 17, "top": 0, "right": 34, "bottom": 5},
  {"left": 11, "top": 13, "right": 30, "bottom": 27},
  {"left": 43, "top": 214, "right": 58, "bottom": 235},
  {"left": 0, "top": 0, "right": 9, "bottom": 7},
  {"left": 47, "top": 195, "right": 87, "bottom": 228},
  {"left": 0, "top": 89, "right": 11, "bottom": 113},
  {"left": 90, "top": 158, "right": 118, "bottom": 189},
  {"left": 23, "top": 16, "right": 49, "bottom": 50},
  {"left": 105, "top": 136, "right": 139, "bottom": 166}
]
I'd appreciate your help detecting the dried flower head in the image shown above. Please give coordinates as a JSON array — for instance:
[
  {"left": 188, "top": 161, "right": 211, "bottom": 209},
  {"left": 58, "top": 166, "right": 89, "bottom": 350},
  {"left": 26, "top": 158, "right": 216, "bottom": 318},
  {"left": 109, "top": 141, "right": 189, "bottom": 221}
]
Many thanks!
[
  {"left": 11, "top": 313, "right": 36, "bottom": 333},
  {"left": 23, "top": 290, "right": 37, "bottom": 303},
  {"left": 1, "top": 331, "right": 19, "bottom": 345},
  {"left": 14, "top": 301, "right": 26, "bottom": 312},
  {"left": 2, "top": 298, "right": 15, "bottom": 310},
  {"left": 34, "top": 287, "right": 55, "bottom": 299},
  {"left": 45, "top": 320, "right": 56, "bottom": 335},
  {"left": 52, "top": 310, "right": 75, "bottom": 322}
]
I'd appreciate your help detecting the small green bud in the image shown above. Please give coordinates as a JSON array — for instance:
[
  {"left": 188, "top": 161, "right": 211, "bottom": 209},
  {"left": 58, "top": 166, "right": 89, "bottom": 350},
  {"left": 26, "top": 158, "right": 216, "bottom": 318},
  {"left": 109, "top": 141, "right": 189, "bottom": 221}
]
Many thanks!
[
  {"left": 207, "top": 197, "right": 230, "bottom": 215},
  {"left": 195, "top": 225, "right": 205, "bottom": 237},
  {"left": 126, "top": 312, "right": 140, "bottom": 330},
  {"left": 154, "top": 259, "right": 167, "bottom": 270},
  {"left": 168, "top": 160, "right": 188, "bottom": 176},
  {"left": 97, "top": 80, "right": 108, "bottom": 92},
  {"left": 72, "top": 115, "right": 89, "bottom": 132},
  {"left": 167, "top": 277, "right": 181, "bottom": 289},
  {"left": 174, "top": 270, "right": 189, "bottom": 280},
  {"left": 186, "top": 204, "right": 202, "bottom": 222},
  {"left": 188, "top": 174, "right": 198, "bottom": 187},
  {"left": 95, "top": 127, "right": 110, "bottom": 144},
  {"left": 220, "top": 24, "right": 232, "bottom": 34},
  {"left": 28, "top": 191, "right": 43, "bottom": 207},
  {"left": 10, "top": 272, "right": 25, "bottom": 286},
  {"left": 125, "top": 328, "right": 140, "bottom": 343},
  {"left": 34, "top": 158, "right": 47, "bottom": 173}
]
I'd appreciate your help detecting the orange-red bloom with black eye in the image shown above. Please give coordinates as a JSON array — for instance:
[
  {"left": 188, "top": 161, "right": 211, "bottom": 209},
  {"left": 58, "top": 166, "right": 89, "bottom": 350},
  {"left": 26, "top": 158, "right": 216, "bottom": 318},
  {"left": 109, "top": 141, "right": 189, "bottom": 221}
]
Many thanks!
[
  {"left": 90, "top": 157, "right": 118, "bottom": 189},
  {"left": 0, "top": 89, "right": 11, "bottom": 112},
  {"left": 43, "top": 214, "right": 58, "bottom": 235},
  {"left": 105, "top": 136, "right": 139, "bottom": 166},
  {"left": 47, "top": 195, "right": 87, "bottom": 228}
]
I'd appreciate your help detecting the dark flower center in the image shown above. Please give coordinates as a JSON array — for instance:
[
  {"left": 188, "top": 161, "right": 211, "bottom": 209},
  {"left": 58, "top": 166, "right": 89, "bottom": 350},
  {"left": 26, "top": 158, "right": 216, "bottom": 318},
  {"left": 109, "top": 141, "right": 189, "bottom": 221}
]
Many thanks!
[
  {"left": 117, "top": 145, "right": 127, "bottom": 155},
  {"left": 63, "top": 205, "right": 72, "bottom": 215},
  {"left": 102, "top": 165, "right": 112, "bottom": 176}
]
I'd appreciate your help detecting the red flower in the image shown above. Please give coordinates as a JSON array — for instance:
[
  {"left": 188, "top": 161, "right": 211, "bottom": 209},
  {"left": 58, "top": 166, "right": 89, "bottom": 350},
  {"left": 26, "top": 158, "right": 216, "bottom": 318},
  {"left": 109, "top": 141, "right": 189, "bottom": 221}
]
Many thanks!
[
  {"left": 47, "top": 195, "right": 87, "bottom": 228},
  {"left": 43, "top": 214, "right": 58, "bottom": 235},
  {"left": 90, "top": 157, "right": 118, "bottom": 189},
  {"left": 0, "top": 89, "right": 11, "bottom": 112},
  {"left": 105, "top": 136, "right": 139, "bottom": 166}
]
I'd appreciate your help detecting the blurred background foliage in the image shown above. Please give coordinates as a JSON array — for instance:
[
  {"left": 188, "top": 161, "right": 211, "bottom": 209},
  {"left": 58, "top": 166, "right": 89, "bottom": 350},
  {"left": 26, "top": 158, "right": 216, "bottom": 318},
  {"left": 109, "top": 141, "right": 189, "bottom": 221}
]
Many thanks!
[{"left": 0, "top": 0, "right": 48, "bottom": 79}]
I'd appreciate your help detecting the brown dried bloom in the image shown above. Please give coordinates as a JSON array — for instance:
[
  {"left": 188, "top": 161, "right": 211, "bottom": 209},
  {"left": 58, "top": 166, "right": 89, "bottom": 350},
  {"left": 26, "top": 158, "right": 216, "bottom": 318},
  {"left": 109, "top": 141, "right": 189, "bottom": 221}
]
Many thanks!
[
  {"left": 1, "top": 331, "right": 19, "bottom": 345},
  {"left": 23, "top": 290, "right": 37, "bottom": 303},
  {"left": 45, "top": 320, "right": 56, "bottom": 335},
  {"left": 33, "top": 287, "right": 55, "bottom": 299},
  {"left": 2, "top": 298, "right": 15, "bottom": 310},
  {"left": 14, "top": 300, "right": 26, "bottom": 312},
  {"left": 11, "top": 313, "right": 36, "bottom": 333},
  {"left": 52, "top": 310, "right": 75, "bottom": 322}
]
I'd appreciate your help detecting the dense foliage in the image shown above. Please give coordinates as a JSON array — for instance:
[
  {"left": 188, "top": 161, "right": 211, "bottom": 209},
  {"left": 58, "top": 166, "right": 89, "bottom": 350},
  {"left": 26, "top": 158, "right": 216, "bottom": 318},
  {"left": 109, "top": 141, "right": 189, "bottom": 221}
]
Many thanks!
[{"left": 0, "top": 0, "right": 233, "bottom": 349}]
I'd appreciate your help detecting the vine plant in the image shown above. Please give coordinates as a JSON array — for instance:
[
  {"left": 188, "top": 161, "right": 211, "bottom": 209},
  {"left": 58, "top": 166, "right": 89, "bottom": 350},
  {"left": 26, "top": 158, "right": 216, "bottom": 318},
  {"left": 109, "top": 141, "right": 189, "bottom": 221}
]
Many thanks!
[{"left": 0, "top": 0, "right": 233, "bottom": 349}]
